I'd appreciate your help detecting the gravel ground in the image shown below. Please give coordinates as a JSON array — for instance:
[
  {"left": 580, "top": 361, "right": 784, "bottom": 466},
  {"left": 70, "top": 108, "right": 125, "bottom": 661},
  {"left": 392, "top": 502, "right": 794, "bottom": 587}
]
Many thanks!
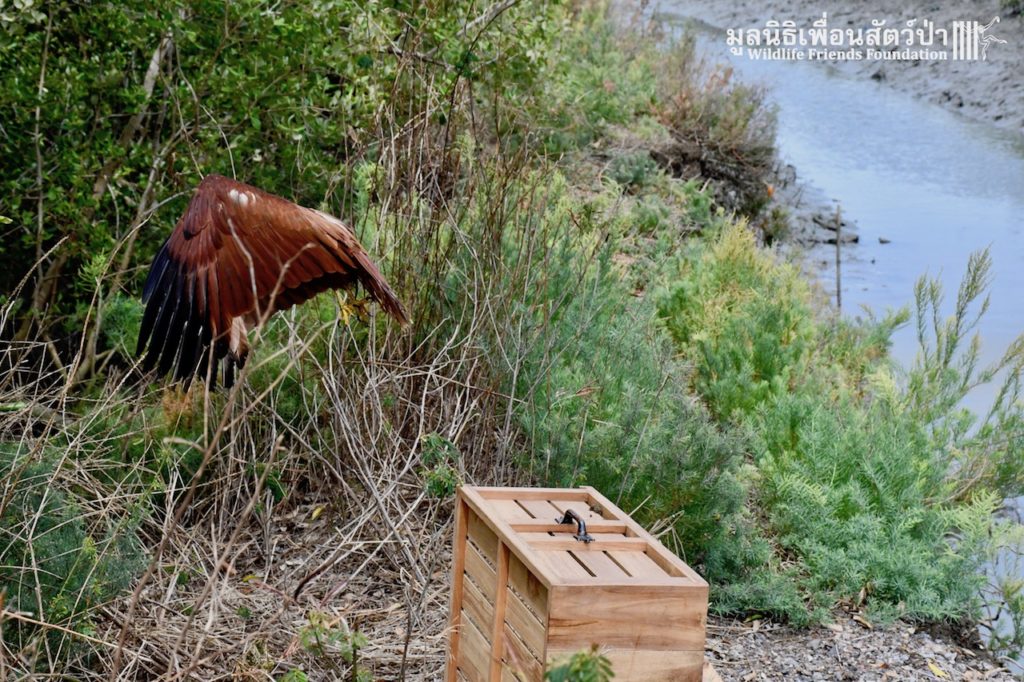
[{"left": 706, "top": 615, "right": 1017, "bottom": 681}]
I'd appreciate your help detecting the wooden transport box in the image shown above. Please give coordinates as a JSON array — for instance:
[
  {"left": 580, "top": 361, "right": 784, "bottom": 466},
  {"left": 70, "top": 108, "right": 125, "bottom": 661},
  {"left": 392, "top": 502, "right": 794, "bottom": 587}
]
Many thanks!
[{"left": 446, "top": 486, "right": 709, "bottom": 682}]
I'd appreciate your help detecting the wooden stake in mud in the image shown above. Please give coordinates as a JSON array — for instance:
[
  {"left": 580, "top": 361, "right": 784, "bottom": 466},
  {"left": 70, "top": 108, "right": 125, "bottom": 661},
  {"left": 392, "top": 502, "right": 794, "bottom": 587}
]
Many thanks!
[{"left": 834, "top": 204, "right": 842, "bottom": 315}]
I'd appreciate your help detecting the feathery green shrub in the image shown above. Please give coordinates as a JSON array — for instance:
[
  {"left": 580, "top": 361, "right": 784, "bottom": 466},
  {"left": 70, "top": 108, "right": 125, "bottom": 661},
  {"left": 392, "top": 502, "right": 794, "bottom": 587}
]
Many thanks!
[
  {"left": 657, "top": 221, "right": 817, "bottom": 421},
  {"left": 545, "top": 645, "right": 614, "bottom": 682},
  {"left": 0, "top": 444, "right": 144, "bottom": 658},
  {"left": 657, "top": 223, "right": 1024, "bottom": 632},
  {"left": 508, "top": 184, "right": 757, "bottom": 576}
]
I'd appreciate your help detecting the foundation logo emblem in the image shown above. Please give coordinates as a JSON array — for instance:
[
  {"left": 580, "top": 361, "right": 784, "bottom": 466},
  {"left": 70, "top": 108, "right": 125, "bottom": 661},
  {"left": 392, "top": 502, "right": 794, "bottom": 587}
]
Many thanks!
[
  {"left": 952, "top": 17, "right": 1006, "bottom": 60},
  {"left": 725, "top": 13, "right": 1007, "bottom": 63}
]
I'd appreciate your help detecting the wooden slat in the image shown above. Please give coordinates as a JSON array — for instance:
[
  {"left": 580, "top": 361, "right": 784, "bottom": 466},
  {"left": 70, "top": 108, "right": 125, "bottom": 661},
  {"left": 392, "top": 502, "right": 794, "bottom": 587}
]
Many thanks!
[
  {"left": 547, "top": 584, "right": 707, "bottom": 651},
  {"left": 639, "top": 545, "right": 687, "bottom": 579},
  {"left": 488, "top": 498, "right": 535, "bottom": 522},
  {"left": 456, "top": 615, "right": 490, "bottom": 681},
  {"left": 468, "top": 507, "right": 499, "bottom": 565},
  {"left": 447, "top": 498, "right": 470, "bottom": 682},
  {"left": 508, "top": 552, "right": 547, "bottom": 620},
  {"left": 551, "top": 577, "right": 692, "bottom": 588},
  {"left": 582, "top": 486, "right": 707, "bottom": 586},
  {"left": 552, "top": 558, "right": 593, "bottom": 581},
  {"left": 476, "top": 487, "right": 590, "bottom": 501},
  {"left": 571, "top": 550, "right": 629, "bottom": 579},
  {"left": 489, "top": 541, "right": 511, "bottom": 679},
  {"left": 508, "top": 520, "right": 627, "bottom": 534},
  {"left": 463, "top": 571, "right": 495, "bottom": 635},
  {"left": 502, "top": 623, "right": 544, "bottom": 681},
  {"left": 517, "top": 532, "right": 562, "bottom": 543},
  {"left": 515, "top": 498, "right": 561, "bottom": 520},
  {"left": 540, "top": 549, "right": 592, "bottom": 581},
  {"left": 505, "top": 586, "right": 545, "bottom": 658},
  {"left": 546, "top": 647, "right": 704, "bottom": 682},
  {"left": 547, "top": 497, "right": 609, "bottom": 521},
  {"left": 465, "top": 541, "right": 497, "bottom": 603},
  {"left": 461, "top": 487, "right": 559, "bottom": 587},
  {"left": 608, "top": 548, "right": 670, "bottom": 580},
  {"left": 522, "top": 536, "right": 648, "bottom": 552},
  {"left": 464, "top": 485, "right": 708, "bottom": 589}
]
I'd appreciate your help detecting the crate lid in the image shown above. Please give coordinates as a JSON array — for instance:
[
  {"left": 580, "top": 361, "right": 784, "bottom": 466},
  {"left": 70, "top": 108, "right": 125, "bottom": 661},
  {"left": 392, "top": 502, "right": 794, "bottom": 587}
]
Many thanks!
[{"left": 459, "top": 486, "right": 707, "bottom": 589}]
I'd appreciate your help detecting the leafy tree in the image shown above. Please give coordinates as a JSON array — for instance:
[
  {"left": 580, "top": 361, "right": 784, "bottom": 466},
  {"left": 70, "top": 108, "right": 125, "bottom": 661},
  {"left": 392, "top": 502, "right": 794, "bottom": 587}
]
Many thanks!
[{"left": 0, "top": 0, "right": 559, "bottom": 376}]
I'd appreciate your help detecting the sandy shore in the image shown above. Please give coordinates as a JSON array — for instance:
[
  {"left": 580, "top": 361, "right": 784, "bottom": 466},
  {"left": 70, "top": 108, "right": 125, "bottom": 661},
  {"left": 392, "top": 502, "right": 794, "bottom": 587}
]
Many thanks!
[{"left": 665, "top": 0, "right": 1024, "bottom": 135}]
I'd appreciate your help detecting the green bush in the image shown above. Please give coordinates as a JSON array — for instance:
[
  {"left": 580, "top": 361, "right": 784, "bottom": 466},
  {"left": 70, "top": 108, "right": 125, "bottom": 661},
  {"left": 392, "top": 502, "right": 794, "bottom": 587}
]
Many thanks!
[
  {"left": 0, "top": 0, "right": 562, "bottom": 339},
  {"left": 657, "top": 222, "right": 816, "bottom": 420},
  {"left": 655, "top": 226, "right": 1024, "bottom": 633},
  {"left": 297, "top": 613, "right": 370, "bottom": 681},
  {"left": 526, "top": 6, "right": 657, "bottom": 154},
  {"left": 419, "top": 432, "right": 462, "bottom": 499},
  {"left": 757, "top": 392, "right": 997, "bottom": 622},
  {"left": 546, "top": 645, "right": 614, "bottom": 682},
  {"left": 0, "top": 444, "right": 144, "bottom": 663},
  {"left": 513, "top": 201, "right": 755, "bottom": 576},
  {"left": 607, "top": 152, "right": 660, "bottom": 192},
  {"left": 903, "top": 250, "right": 1024, "bottom": 501},
  {"left": 100, "top": 293, "right": 144, "bottom": 360}
]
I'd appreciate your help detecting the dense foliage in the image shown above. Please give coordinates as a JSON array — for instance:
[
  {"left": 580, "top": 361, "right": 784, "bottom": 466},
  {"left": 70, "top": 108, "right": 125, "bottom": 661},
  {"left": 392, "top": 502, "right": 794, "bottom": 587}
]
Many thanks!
[
  {"left": 0, "top": 0, "right": 558, "bottom": 344},
  {"left": 657, "top": 225, "right": 1024, "bottom": 626}
]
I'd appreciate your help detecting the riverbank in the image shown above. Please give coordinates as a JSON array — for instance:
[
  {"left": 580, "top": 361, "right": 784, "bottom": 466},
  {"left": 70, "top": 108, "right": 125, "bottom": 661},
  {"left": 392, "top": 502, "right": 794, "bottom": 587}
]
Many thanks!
[
  {"left": 664, "top": 0, "right": 1024, "bottom": 136},
  {"left": 637, "top": 4, "right": 1024, "bottom": 678},
  {"left": 3, "top": 3, "right": 1022, "bottom": 678}
]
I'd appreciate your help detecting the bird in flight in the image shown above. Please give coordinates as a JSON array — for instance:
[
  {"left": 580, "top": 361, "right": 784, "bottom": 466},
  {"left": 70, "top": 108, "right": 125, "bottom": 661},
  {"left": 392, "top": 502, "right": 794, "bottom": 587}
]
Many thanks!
[{"left": 136, "top": 174, "right": 408, "bottom": 387}]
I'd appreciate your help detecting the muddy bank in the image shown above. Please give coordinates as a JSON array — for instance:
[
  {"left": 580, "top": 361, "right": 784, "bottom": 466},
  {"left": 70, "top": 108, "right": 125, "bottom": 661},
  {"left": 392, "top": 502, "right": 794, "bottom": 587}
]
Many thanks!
[
  {"left": 661, "top": 0, "right": 1024, "bottom": 135},
  {"left": 771, "top": 160, "right": 859, "bottom": 249}
]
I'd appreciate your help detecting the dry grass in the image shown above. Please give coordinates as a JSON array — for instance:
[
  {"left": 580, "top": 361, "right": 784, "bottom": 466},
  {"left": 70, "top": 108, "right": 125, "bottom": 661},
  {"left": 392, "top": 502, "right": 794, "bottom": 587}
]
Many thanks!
[
  {"left": 651, "top": 35, "right": 777, "bottom": 218},
  {"left": 0, "top": 108, "right": 592, "bottom": 677},
  {"left": 0, "top": 302, "right": 529, "bottom": 679}
]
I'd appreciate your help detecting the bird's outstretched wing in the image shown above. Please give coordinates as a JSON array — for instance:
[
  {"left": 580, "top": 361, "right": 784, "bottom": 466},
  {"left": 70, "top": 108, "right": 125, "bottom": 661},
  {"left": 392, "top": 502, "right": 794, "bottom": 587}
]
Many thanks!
[{"left": 136, "top": 174, "right": 408, "bottom": 386}]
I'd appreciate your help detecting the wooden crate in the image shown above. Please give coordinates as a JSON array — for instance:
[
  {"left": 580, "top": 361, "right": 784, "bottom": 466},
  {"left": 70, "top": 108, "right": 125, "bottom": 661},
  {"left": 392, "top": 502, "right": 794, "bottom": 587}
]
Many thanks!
[{"left": 446, "top": 486, "right": 709, "bottom": 682}]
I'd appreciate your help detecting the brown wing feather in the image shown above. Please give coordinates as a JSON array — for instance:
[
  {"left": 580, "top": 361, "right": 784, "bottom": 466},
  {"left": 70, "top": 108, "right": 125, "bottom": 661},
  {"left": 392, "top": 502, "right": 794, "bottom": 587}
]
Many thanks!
[{"left": 136, "top": 174, "right": 408, "bottom": 385}]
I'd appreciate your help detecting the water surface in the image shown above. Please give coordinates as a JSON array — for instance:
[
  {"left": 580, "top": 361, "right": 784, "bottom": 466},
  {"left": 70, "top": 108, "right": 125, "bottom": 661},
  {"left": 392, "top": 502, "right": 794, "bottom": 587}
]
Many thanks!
[{"left": 662, "top": 14, "right": 1024, "bottom": 412}]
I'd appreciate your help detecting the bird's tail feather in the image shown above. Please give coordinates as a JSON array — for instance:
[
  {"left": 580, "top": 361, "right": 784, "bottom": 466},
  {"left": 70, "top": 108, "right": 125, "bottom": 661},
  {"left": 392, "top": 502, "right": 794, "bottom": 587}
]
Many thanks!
[{"left": 354, "top": 250, "right": 409, "bottom": 327}]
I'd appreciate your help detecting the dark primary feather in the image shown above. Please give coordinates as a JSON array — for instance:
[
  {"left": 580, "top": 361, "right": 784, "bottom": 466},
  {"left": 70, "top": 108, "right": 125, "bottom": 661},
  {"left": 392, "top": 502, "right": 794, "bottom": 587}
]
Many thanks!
[{"left": 136, "top": 174, "right": 408, "bottom": 386}]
